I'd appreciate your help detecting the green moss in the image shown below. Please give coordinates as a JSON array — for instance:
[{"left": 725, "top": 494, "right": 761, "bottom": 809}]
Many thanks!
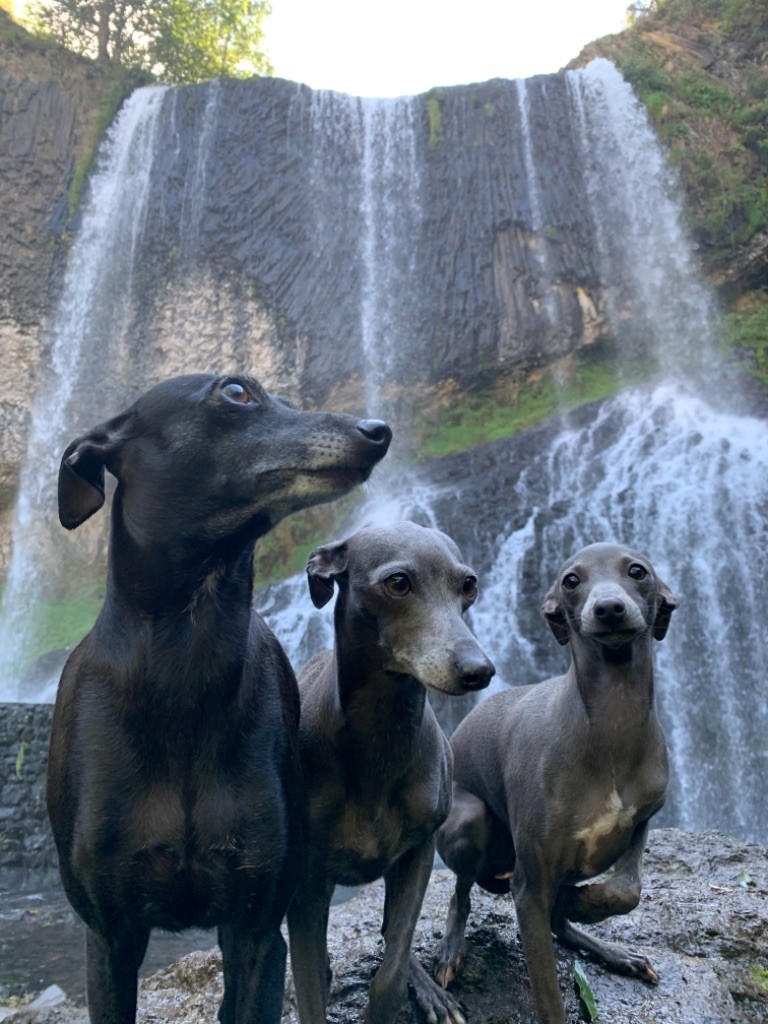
[
  {"left": 748, "top": 964, "right": 768, "bottom": 992},
  {"left": 418, "top": 357, "right": 652, "bottom": 458},
  {"left": 68, "top": 69, "right": 147, "bottom": 216},
  {"left": 253, "top": 492, "right": 362, "bottom": 588},
  {"left": 425, "top": 89, "right": 443, "bottom": 147},
  {"left": 725, "top": 293, "right": 768, "bottom": 382},
  {"left": 22, "top": 591, "right": 103, "bottom": 667}
]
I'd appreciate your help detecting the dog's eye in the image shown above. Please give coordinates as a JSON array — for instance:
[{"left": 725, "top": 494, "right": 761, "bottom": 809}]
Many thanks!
[
  {"left": 628, "top": 564, "right": 648, "bottom": 580},
  {"left": 221, "top": 382, "right": 253, "bottom": 405},
  {"left": 461, "top": 576, "right": 478, "bottom": 602},
  {"left": 383, "top": 573, "right": 412, "bottom": 597},
  {"left": 562, "top": 573, "right": 580, "bottom": 590}
]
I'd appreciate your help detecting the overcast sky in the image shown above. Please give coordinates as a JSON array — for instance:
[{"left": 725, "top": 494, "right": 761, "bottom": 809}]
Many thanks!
[{"left": 265, "top": 0, "right": 631, "bottom": 97}]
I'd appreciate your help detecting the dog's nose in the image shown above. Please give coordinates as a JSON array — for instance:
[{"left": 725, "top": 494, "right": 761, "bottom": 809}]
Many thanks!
[
  {"left": 356, "top": 420, "right": 392, "bottom": 448},
  {"left": 594, "top": 596, "right": 627, "bottom": 627},
  {"left": 458, "top": 652, "right": 496, "bottom": 692}
]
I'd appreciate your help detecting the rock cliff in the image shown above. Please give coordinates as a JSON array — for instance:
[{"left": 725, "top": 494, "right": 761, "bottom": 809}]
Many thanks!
[{"left": 0, "top": 12, "right": 123, "bottom": 561}]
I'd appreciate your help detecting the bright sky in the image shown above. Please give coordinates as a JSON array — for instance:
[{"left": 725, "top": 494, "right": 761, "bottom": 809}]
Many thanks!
[{"left": 266, "top": 0, "right": 631, "bottom": 98}]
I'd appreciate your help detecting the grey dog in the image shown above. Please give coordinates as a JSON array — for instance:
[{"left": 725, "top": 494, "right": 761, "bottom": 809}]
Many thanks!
[
  {"left": 287, "top": 521, "right": 495, "bottom": 1024},
  {"left": 434, "top": 542, "right": 678, "bottom": 1024}
]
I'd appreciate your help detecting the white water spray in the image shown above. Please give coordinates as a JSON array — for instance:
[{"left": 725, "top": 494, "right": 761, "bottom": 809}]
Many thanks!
[{"left": 0, "top": 87, "right": 167, "bottom": 702}]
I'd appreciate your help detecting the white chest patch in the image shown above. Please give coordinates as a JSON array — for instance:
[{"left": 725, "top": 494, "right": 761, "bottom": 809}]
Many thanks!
[{"left": 573, "top": 788, "right": 637, "bottom": 870}]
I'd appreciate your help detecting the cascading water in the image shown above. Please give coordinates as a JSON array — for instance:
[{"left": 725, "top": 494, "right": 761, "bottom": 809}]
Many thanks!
[
  {"left": 0, "top": 87, "right": 167, "bottom": 702},
  {"left": 0, "top": 60, "right": 765, "bottom": 843}
]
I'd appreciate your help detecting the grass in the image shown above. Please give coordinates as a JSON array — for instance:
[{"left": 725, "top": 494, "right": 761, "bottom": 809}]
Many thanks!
[{"left": 418, "top": 356, "right": 652, "bottom": 458}]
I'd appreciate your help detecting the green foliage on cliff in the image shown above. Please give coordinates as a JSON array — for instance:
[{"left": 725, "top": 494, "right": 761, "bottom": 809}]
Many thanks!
[
  {"left": 418, "top": 355, "right": 651, "bottom": 458},
  {"left": 608, "top": 0, "right": 768, "bottom": 265},
  {"left": 425, "top": 89, "right": 443, "bottom": 147},
  {"left": 725, "top": 292, "right": 768, "bottom": 383},
  {"left": 29, "top": 0, "right": 272, "bottom": 83}
]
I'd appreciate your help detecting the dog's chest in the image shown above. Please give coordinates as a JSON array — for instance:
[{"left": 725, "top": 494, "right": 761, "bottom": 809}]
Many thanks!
[
  {"left": 571, "top": 788, "right": 639, "bottom": 877},
  {"left": 324, "top": 786, "right": 442, "bottom": 886}
]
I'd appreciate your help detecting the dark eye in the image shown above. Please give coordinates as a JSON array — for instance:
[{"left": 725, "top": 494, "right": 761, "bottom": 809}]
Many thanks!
[
  {"left": 383, "top": 573, "right": 412, "bottom": 597},
  {"left": 563, "top": 573, "right": 580, "bottom": 590},
  {"left": 461, "top": 576, "right": 478, "bottom": 602},
  {"left": 628, "top": 564, "right": 648, "bottom": 581},
  {"left": 221, "top": 381, "right": 252, "bottom": 405}
]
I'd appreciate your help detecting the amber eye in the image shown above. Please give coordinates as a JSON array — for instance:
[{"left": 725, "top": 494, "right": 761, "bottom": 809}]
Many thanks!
[
  {"left": 221, "top": 381, "right": 252, "bottom": 405},
  {"left": 563, "top": 572, "right": 580, "bottom": 590},
  {"left": 383, "top": 573, "right": 412, "bottom": 597},
  {"left": 628, "top": 563, "right": 648, "bottom": 581},
  {"left": 461, "top": 576, "right": 478, "bottom": 601}
]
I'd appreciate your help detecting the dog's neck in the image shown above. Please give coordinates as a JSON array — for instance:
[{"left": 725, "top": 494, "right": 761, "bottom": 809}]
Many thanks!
[
  {"left": 568, "top": 634, "right": 657, "bottom": 743},
  {"left": 98, "top": 509, "right": 258, "bottom": 705},
  {"left": 333, "top": 651, "right": 429, "bottom": 760}
]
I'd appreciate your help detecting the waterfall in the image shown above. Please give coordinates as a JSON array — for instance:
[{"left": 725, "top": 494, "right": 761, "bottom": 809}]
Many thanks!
[
  {"left": 0, "top": 87, "right": 167, "bottom": 702},
  {"left": 0, "top": 61, "right": 765, "bottom": 842}
]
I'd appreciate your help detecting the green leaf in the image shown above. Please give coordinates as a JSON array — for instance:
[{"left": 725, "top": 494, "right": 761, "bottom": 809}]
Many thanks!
[{"left": 573, "top": 960, "right": 598, "bottom": 1022}]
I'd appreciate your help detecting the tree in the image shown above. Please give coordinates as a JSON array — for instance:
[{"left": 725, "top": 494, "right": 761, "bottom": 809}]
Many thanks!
[
  {"left": 152, "top": 0, "right": 272, "bottom": 83},
  {"left": 30, "top": 0, "right": 272, "bottom": 82}
]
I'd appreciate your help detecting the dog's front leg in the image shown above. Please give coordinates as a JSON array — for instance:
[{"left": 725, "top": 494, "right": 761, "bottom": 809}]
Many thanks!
[
  {"left": 287, "top": 877, "right": 335, "bottom": 1024},
  {"left": 85, "top": 925, "right": 149, "bottom": 1024},
  {"left": 552, "top": 820, "right": 659, "bottom": 983},
  {"left": 218, "top": 921, "right": 287, "bottom": 1024},
  {"left": 364, "top": 840, "right": 434, "bottom": 1024},
  {"left": 512, "top": 868, "right": 565, "bottom": 1024}
]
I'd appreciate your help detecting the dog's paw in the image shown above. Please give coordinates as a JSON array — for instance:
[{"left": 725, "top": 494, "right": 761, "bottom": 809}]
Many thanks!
[
  {"left": 433, "top": 931, "right": 467, "bottom": 991},
  {"left": 621, "top": 948, "right": 659, "bottom": 985},
  {"left": 411, "top": 960, "right": 466, "bottom": 1024}
]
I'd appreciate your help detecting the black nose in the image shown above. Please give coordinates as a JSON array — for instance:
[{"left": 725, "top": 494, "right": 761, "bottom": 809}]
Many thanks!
[
  {"left": 594, "top": 596, "right": 627, "bottom": 627},
  {"left": 458, "top": 653, "right": 496, "bottom": 692},
  {"left": 357, "top": 420, "right": 392, "bottom": 449}
]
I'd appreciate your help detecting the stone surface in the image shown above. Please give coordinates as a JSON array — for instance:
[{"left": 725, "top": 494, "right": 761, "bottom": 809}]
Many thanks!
[{"left": 2, "top": 830, "right": 766, "bottom": 1024}]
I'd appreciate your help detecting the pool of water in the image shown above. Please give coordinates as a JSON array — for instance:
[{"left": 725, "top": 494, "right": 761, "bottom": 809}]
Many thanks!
[
  {"left": 0, "top": 883, "right": 360, "bottom": 1004},
  {"left": 0, "top": 887, "right": 216, "bottom": 1003}
]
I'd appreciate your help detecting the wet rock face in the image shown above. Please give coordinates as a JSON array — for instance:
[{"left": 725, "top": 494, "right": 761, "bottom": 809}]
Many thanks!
[
  {"left": 0, "top": 17, "right": 113, "bottom": 547},
  {"left": 7, "top": 830, "right": 766, "bottom": 1024}
]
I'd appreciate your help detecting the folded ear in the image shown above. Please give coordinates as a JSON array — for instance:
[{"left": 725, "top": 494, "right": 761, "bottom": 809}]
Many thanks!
[
  {"left": 306, "top": 541, "right": 349, "bottom": 609},
  {"left": 58, "top": 415, "right": 130, "bottom": 530},
  {"left": 542, "top": 587, "right": 570, "bottom": 646},
  {"left": 653, "top": 581, "right": 679, "bottom": 641}
]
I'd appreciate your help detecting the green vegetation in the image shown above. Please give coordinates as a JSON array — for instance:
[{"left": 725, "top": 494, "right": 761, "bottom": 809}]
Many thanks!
[
  {"left": 748, "top": 964, "right": 768, "bottom": 992},
  {"left": 425, "top": 89, "right": 443, "bottom": 147},
  {"left": 253, "top": 492, "right": 362, "bottom": 588},
  {"left": 418, "top": 354, "right": 652, "bottom": 458},
  {"left": 616, "top": 0, "right": 768, "bottom": 264},
  {"left": 68, "top": 64, "right": 146, "bottom": 215},
  {"left": 28, "top": 0, "right": 272, "bottom": 83},
  {"left": 573, "top": 961, "right": 598, "bottom": 1022},
  {"left": 20, "top": 589, "right": 103, "bottom": 668},
  {"left": 724, "top": 292, "right": 768, "bottom": 382}
]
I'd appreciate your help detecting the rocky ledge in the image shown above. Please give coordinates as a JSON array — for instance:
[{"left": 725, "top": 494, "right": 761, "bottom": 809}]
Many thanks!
[{"left": 2, "top": 829, "right": 767, "bottom": 1024}]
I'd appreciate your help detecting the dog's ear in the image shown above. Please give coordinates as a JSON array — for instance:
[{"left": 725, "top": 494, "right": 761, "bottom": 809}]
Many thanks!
[
  {"left": 542, "top": 587, "right": 570, "bottom": 646},
  {"left": 306, "top": 542, "right": 349, "bottom": 609},
  {"left": 653, "top": 581, "right": 679, "bottom": 641},
  {"left": 58, "top": 416, "right": 130, "bottom": 530}
]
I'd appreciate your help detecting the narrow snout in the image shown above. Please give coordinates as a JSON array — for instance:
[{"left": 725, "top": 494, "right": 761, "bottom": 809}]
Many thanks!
[
  {"left": 455, "top": 644, "right": 495, "bottom": 692},
  {"left": 356, "top": 419, "right": 393, "bottom": 453}
]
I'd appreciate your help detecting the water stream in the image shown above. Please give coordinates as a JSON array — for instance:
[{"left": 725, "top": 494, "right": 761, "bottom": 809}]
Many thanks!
[{"left": 0, "top": 62, "right": 765, "bottom": 843}]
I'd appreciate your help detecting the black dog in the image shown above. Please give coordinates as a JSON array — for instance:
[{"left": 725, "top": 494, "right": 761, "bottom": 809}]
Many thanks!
[{"left": 47, "top": 373, "right": 391, "bottom": 1024}]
